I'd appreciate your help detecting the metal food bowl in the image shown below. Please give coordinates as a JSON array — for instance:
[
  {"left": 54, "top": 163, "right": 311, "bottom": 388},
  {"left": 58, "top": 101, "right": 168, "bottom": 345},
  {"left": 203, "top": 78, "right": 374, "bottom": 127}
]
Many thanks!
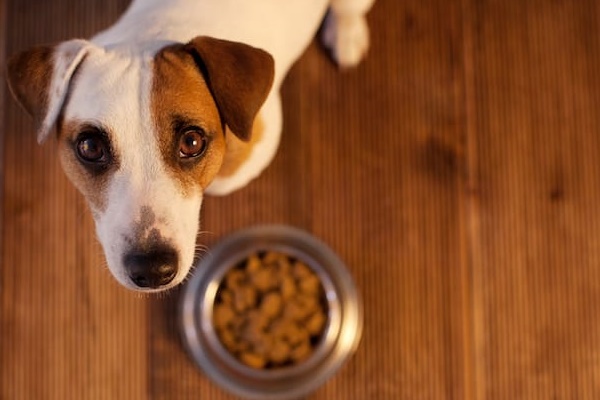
[{"left": 180, "top": 225, "right": 363, "bottom": 400}]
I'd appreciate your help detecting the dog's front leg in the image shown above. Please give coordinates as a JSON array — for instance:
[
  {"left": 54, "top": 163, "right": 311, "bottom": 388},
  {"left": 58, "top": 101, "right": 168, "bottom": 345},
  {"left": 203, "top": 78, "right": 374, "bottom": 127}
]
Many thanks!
[{"left": 322, "top": 0, "right": 376, "bottom": 68}]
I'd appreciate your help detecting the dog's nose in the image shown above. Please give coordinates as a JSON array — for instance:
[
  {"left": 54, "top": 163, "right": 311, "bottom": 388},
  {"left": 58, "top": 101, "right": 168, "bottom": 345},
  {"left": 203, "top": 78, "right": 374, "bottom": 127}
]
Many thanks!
[{"left": 123, "top": 246, "right": 178, "bottom": 288}]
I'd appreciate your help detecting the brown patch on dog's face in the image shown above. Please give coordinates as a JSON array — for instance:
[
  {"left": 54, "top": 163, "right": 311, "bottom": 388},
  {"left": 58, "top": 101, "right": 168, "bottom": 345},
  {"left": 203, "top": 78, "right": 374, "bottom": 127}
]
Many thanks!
[
  {"left": 184, "top": 37, "right": 274, "bottom": 142},
  {"left": 151, "top": 45, "right": 226, "bottom": 194},
  {"left": 217, "top": 116, "right": 264, "bottom": 178},
  {"left": 57, "top": 119, "right": 119, "bottom": 214}
]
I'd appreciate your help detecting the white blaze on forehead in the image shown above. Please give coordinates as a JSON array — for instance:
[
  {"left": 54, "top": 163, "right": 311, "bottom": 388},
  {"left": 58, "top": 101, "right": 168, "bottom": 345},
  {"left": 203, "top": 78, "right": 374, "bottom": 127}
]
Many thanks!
[
  {"left": 63, "top": 48, "right": 203, "bottom": 290},
  {"left": 65, "top": 48, "right": 146, "bottom": 131}
]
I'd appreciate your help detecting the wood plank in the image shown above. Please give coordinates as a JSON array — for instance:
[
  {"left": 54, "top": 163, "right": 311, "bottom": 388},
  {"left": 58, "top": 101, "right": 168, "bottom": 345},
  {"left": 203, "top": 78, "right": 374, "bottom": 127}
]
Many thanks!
[
  {"left": 0, "top": 0, "right": 6, "bottom": 258},
  {"left": 468, "top": 0, "right": 600, "bottom": 398},
  {"left": 148, "top": 0, "right": 471, "bottom": 398},
  {"left": 0, "top": 1, "right": 148, "bottom": 399},
  {"left": 304, "top": 2, "right": 469, "bottom": 397}
]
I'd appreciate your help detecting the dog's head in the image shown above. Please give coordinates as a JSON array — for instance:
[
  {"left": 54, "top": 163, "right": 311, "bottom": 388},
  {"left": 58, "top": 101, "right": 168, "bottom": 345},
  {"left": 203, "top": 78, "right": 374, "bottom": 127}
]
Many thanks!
[{"left": 6, "top": 37, "right": 274, "bottom": 292}]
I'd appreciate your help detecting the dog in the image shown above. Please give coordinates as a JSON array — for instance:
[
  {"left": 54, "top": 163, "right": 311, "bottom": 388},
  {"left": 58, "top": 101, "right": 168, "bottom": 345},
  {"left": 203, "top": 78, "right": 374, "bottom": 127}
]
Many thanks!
[{"left": 5, "top": 0, "right": 375, "bottom": 292}]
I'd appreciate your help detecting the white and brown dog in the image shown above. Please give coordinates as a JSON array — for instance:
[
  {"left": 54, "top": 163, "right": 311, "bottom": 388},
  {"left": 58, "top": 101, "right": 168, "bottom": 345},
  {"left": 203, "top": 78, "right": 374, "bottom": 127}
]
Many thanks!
[{"left": 6, "top": 0, "right": 374, "bottom": 292}]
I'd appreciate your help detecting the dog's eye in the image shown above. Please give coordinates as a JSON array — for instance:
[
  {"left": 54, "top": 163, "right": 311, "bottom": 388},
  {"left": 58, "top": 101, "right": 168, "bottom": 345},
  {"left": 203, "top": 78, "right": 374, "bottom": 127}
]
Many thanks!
[
  {"left": 179, "top": 128, "right": 207, "bottom": 159},
  {"left": 76, "top": 133, "right": 109, "bottom": 164}
]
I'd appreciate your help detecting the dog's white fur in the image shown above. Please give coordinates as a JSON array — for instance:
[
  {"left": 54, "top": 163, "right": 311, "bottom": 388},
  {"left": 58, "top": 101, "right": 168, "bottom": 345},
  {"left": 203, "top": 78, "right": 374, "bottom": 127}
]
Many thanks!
[{"left": 8, "top": 0, "right": 374, "bottom": 292}]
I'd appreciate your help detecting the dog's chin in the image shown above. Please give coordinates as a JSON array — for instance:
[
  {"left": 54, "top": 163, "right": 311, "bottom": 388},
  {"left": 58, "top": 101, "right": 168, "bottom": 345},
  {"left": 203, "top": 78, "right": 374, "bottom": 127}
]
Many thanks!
[
  {"left": 113, "top": 268, "right": 190, "bottom": 294},
  {"left": 125, "top": 281, "right": 181, "bottom": 294}
]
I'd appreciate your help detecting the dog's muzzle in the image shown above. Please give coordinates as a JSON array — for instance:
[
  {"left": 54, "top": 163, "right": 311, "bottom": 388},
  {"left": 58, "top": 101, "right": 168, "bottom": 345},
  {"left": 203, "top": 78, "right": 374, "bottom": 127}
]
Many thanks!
[{"left": 123, "top": 244, "right": 179, "bottom": 289}]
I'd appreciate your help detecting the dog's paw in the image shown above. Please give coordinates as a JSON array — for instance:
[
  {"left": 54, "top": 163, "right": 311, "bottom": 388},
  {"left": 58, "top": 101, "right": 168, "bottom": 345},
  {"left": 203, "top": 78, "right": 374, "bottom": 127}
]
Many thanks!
[{"left": 322, "top": 11, "right": 370, "bottom": 68}]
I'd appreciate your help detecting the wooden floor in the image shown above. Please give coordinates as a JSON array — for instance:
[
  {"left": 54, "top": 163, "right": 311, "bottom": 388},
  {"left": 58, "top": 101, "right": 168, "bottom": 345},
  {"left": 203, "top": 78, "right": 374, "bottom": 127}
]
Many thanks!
[{"left": 2, "top": 0, "right": 600, "bottom": 398}]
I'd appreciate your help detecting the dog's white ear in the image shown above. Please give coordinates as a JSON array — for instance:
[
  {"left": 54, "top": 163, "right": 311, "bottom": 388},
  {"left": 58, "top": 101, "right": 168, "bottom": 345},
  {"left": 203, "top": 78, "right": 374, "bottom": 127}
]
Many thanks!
[
  {"left": 6, "top": 39, "right": 91, "bottom": 143},
  {"left": 185, "top": 36, "right": 275, "bottom": 142}
]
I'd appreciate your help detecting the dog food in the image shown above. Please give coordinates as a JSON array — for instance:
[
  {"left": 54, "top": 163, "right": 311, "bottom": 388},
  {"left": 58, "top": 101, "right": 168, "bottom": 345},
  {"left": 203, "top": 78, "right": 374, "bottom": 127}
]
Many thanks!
[{"left": 213, "top": 251, "right": 328, "bottom": 369}]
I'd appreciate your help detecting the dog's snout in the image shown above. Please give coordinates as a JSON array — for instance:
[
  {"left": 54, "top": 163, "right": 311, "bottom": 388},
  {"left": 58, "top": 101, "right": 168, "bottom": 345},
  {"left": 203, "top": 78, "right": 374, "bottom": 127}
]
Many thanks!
[{"left": 124, "top": 246, "right": 178, "bottom": 289}]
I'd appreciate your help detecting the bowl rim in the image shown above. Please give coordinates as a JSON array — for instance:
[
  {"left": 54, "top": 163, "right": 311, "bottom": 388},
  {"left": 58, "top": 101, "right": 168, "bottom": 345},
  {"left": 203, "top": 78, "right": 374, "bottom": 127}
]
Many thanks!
[{"left": 179, "top": 224, "right": 363, "bottom": 400}]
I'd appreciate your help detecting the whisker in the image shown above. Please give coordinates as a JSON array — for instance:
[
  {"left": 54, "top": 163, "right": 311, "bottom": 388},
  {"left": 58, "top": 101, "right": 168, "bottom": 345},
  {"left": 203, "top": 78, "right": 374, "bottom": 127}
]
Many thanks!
[{"left": 193, "top": 230, "right": 212, "bottom": 260}]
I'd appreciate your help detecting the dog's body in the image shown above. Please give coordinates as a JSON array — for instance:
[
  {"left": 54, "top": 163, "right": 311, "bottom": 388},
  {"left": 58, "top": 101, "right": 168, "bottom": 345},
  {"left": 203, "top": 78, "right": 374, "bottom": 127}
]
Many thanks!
[
  {"left": 6, "top": 0, "right": 374, "bottom": 292},
  {"left": 92, "top": 0, "right": 330, "bottom": 196}
]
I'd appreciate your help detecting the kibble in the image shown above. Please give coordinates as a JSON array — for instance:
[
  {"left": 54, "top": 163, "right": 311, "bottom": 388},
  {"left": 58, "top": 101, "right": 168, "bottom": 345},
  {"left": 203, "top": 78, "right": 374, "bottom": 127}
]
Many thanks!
[{"left": 213, "top": 251, "right": 328, "bottom": 369}]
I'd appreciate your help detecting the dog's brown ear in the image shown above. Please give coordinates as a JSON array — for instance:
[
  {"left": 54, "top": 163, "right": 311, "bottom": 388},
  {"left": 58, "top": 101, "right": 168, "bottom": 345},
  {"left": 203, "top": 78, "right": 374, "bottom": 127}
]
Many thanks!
[
  {"left": 6, "top": 39, "right": 90, "bottom": 143},
  {"left": 185, "top": 36, "right": 275, "bottom": 142}
]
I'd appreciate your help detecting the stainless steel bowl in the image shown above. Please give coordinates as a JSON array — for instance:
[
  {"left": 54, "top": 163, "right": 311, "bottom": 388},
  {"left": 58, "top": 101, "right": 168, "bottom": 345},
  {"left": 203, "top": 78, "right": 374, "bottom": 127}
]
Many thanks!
[{"left": 180, "top": 225, "right": 363, "bottom": 400}]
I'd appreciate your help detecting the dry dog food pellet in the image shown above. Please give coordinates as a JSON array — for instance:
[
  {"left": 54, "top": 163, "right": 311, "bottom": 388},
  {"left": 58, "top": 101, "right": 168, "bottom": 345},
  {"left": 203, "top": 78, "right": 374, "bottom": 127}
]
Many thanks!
[
  {"left": 213, "top": 303, "right": 235, "bottom": 328},
  {"left": 240, "top": 352, "right": 267, "bottom": 369},
  {"left": 213, "top": 251, "right": 328, "bottom": 369}
]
